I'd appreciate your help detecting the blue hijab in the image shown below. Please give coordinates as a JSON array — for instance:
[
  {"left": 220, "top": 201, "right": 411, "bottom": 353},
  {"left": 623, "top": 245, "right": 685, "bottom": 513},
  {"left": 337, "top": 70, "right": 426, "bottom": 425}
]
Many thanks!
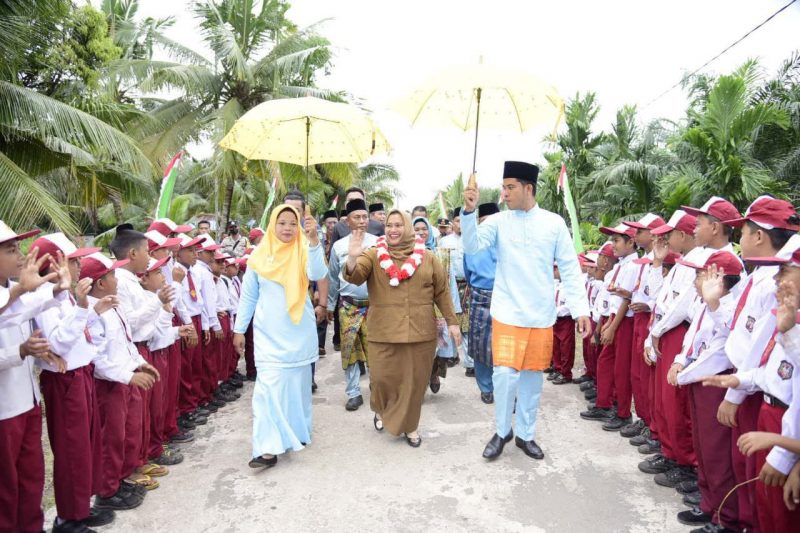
[{"left": 412, "top": 216, "right": 436, "bottom": 250}]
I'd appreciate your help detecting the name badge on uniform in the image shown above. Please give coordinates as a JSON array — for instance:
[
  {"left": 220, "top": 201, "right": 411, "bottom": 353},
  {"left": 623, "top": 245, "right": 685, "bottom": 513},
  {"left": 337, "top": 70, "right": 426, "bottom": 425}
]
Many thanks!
[
  {"left": 656, "top": 313, "right": 663, "bottom": 322},
  {"left": 778, "top": 360, "right": 793, "bottom": 380},
  {"left": 745, "top": 316, "right": 755, "bottom": 333},
  {"left": 603, "top": 301, "right": 608, "bottom": 310}
]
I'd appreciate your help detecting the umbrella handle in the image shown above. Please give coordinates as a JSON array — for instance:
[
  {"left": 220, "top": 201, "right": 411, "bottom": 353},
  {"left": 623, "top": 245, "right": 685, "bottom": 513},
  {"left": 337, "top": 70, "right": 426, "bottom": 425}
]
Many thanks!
[{"left": 472, "top": 88, "right": 482, "bottom": 175}]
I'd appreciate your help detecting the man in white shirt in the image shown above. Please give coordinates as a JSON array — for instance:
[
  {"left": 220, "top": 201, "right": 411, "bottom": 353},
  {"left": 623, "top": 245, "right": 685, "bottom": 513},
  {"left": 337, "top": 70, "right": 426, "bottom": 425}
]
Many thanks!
[{"left": 463, "top": 161, "right": 591, "bottom": 462}]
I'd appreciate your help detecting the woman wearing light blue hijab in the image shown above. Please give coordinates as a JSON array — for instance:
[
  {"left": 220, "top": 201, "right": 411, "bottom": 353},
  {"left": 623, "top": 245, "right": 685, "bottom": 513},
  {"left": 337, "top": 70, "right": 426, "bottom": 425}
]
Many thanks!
[{"left": 412, "top": 217, "right": 461, "bottom": 393}]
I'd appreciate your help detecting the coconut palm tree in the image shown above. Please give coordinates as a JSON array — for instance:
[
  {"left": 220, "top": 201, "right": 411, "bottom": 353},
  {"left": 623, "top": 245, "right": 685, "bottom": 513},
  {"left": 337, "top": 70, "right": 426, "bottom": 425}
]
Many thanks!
[
  {"left": 109, "top": 0, "right": 342, "bottom": 230},
  {"left": 0, "top": 0, "right": 154, "bottom": 234}
]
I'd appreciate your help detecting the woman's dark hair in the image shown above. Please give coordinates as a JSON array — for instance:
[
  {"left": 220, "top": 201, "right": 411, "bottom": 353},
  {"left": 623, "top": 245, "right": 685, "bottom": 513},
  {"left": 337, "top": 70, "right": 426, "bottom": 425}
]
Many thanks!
[{"left": 744, "top": 219, "right": 797, "bottom": 250}]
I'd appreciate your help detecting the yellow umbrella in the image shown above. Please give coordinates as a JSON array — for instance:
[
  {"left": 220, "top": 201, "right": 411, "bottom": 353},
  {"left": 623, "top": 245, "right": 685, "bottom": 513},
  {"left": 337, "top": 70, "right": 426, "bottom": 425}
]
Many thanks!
[
  {"left": 392, "top": 63, "right": 564, "bottom": 174},
  {"left": 219, "top": 97, "right": 391, "bottom": 172}
]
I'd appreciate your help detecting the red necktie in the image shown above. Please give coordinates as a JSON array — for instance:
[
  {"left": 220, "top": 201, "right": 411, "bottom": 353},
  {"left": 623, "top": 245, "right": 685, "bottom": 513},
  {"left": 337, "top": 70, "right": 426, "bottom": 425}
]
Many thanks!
[
  {"left": 113, "top": 308, "right": 132, "bottom": 342},
  {"left": 187, "top": 270, "right": 198, "bottom": 302},
  {"left": 685, "top": 307, "right": 707, "bottom": 358},
  {"left": 730, "top": 277, "right": 754, "bottom": 331},
  {"left": 634, "top": 263, "right": 647, "bottom": 291},
  {"left": 234, "top": 278, "right": 241, "bottom": 297},
  {"left": 758, "top": 326, "right": 779, "bottom": 367}
]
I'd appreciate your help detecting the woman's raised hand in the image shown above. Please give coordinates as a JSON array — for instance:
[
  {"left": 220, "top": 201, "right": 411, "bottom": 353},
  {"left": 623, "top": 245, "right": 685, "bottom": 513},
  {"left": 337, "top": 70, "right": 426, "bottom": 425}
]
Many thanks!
[
  {"left": 304, "top": 214, "right": 319, "bottom": 246},
  {"left": 349, "top": 229, "right": 366, "bottom": 260}
]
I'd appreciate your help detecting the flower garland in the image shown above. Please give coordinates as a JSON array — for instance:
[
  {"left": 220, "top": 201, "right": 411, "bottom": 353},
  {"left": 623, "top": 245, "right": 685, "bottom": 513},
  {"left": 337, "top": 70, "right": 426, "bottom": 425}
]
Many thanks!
[{"left": 376, "top": 236, "right": 425, "bottom": 286}]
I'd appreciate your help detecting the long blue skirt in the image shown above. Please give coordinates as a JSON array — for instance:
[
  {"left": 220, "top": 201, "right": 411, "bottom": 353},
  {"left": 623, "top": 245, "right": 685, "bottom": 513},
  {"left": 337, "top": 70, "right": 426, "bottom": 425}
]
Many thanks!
[{"left": 251, "top": 364, "right": 312, "bottom": 457}]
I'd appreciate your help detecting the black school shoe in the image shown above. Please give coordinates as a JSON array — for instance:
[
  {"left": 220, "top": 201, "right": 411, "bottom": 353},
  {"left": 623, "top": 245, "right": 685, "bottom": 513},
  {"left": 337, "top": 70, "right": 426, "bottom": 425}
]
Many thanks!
[
  {"left": 543, "top": 365, "right": 555, "bottom": 374},
  {"left": 602, "top": 416, "right": 632, "bottom": 432},
  {"left": 676, "top": 479, "right": 699, "bottom": 494},
  {"left": 84, "top": 506, "right": 115, "bottom": 527},
  {"left": 677, "top": 506, "right": 711, "bottom": 526},
  {"left": 465, "top": 367, "right": 475, "bottom": 377},
  {"left": 177, "top": 417, "right": 196, "bottom": 431},
  {"left": 52, "top": 519, "right": 97, "bottom": 533},
  {"left": 579, "top": 380, "right": 595, "bottom": 391},
  {"left": 249, "top": 455, "right": 278, "bottom": 469},
  {"left": 683, "top": 491, "right": 702, "bottom": 507},
  {"left": 580, "top": 406, "right": 614, "bottom": 421},
  {"left": 170, "top": 430, "right": 194, "bottom": 444},
  {"left": 638, "top": 454, "right": 676, "bottom": 474},
  {"left": 573, "top": 375, "right": 593, "bottom": 385},
  {"left": 629, "top": 427, "right": 651, "bottom": 446},
  {"left": 546, "top": 371, "right": 561, "bottom": 381},
  {"left": 584, "top": 388, "right": 597, "bottom": 401},
  {"left": 552, "top": 375, "right": 572, "bottom": 385},
  {"left": 655, "top": 465, "right": 697, "bottom": 488},
  {"left": 689, "top": 523, "right": 738, "bottom": 533},
  {"left": 93, "top": 488, "right": 142, "bottom": 511},
  {"left": 620, "top": 419, "right": 646, "bottom": 438},
  {"left": 638, "top": 439, "right": 661, "bottom": 455},
  {"left": 480, "top": 392, "right": 494, "bottom": 404}
]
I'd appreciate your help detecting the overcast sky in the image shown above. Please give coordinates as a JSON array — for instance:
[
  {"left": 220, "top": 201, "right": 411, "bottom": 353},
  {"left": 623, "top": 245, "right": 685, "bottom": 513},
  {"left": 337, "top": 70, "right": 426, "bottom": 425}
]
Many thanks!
[{"left": 116, "top": 0, "right": 800, "bottom": 207}]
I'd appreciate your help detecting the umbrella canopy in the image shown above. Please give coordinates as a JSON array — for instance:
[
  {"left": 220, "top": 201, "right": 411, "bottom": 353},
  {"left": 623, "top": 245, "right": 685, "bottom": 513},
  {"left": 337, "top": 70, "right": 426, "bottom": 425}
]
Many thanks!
[
  {"left": 219, "top": 96, "right": 391, "bottom": 167},
  {"left": 392, "top": 63, "right": 564, "bottom": 172}
]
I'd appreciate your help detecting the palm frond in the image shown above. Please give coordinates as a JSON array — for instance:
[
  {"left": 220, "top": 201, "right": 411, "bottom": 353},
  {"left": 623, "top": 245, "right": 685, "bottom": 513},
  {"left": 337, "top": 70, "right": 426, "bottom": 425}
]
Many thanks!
[{"left": 0, "top": 150, "right": 80, "bottom": 234}]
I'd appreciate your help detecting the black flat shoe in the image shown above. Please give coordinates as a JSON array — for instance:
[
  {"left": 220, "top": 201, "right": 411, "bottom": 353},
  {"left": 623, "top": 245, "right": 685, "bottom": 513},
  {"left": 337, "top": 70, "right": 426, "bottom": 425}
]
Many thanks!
[
  {"left": 84, "top": 506, "right": 115, "bottom": 528},
  {"left": 373, "top": 414, "right": 384, "bottom": 432},
  {"left": 429, "top": 379, "right": 440, "bottom": 394},
  {"left": 482, "top": 431, "right": 513, "bottom": 460},
  {"left": 551, "top": 375, "right": 572, "bottom": 385},
  {"left": 480, "top": 392, "right": 494, "bottom": 404},
  {"left": 515, "top": 436, "right": 544, "bottom": 460},
  {"left": 573, "top": 375, "right": 593, "bottom": 384},
  {"left": 345, "top": 395, "right": 364, "bottom": 411},
  {"left": 249, "top": 455, "right": 278, "bottom": 469},
  {"left": 465, "top": 368, "right": 475, "bottom": 377},
  {"left": 404, "top": 433, "right": 422, "bottom": 447}
]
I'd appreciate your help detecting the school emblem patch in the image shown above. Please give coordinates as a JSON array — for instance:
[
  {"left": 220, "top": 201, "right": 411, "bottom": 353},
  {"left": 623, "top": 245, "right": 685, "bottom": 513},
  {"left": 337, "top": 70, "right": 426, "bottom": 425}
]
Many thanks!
[
  {"left": 603, "top": 301, "right": 609, "bottom": 310},
  {"left": 644, "top": 286, "right": 650, "bottom": 296},
  {"left": 672, "top": 290, "right": 680, "bottom": 299},
  {"left": 778, "top": 360, "right": 793, "bottom": 380},
  {"left": 745, "top": 316, "right": 755, "bottom": 333}
]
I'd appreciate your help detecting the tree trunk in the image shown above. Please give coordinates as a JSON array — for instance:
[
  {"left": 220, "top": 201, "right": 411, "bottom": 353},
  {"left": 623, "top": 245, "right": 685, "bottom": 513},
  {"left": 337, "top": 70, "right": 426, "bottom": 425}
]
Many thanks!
[
  {"left": 109, "top": 191, "right": 124, "bottom": 224},
  {"left": 221, "top": 176, "right": 235, "bottom": 236}
]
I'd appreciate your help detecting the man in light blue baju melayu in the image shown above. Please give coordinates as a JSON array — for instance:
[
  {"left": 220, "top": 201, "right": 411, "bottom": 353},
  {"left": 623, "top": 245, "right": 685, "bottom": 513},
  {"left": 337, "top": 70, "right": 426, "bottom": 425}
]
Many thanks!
[{"left": 462, "top": 161, "right": 592, "bottom": 461}]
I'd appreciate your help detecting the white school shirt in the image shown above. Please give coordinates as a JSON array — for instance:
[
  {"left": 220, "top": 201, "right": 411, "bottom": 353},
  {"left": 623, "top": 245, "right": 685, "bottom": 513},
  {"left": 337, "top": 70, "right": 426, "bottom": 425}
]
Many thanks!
[
  {"left": 731, "top": 315, "right": 799, "bottom": 475},
  {"left": 226, "top": 275, "right": 241, "bottom": 318},
  {"left": 196, "top": 261, "right": 221, "bottom": 332},
  {"left": 173, "top": 262, "right": 204, "bottom": 320},
  {"left": 608, "top": 252, "right": 639, "bottom": 317},
  {"left": 596, "top": 271, "right": 614, "bottom": 319},
  {"left": 631, "top": 251, "right": 655, "bottom": 310},
  {"left": 89, "top": 295, "right": 146, "bottom": 384},
  {"left": 774, "top": 325, "right": 800, "bottom": 475},
  {"left": 712, "top": 265, "right": 780, "bottom": 405},
  {"left": 650, "top": 246, "right": 713, "bottom": 338},
  {"left": 115, "top": 268, "right": 168, "bottom": 343},
  {"left": 144, "top": 291, "right": 181, "bottom": 352},
  {"left": 34, "top": 284, "right": 102, "bottom": 372},
  {"left": 675, "top": 294, "right": 735, "bottom": 384},
  {"left": 0, "top": 281, "right": 58, "bottom": 420},
  {"left": 215, "top": 276, "right": 234, "bottom": 314},
  {"left": 554, "top": 280, "right": 571, "bottom": 318},
  {"left": 161, "top": 257, "right": 191, "bottom": 325}
]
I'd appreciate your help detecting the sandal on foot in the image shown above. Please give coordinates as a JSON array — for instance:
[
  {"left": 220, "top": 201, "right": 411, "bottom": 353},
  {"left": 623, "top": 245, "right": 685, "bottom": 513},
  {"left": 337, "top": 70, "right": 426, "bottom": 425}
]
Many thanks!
[
  {"left": 405, "top": 433, "right": 422, "bottom": 448},
  {"left": 373, "top": 414, "right": 384, "bottom": 432},
  {"left": 127, "top": 475, "right": 160, "bottom": 491},
  {"left": 248, "top": 455, "right": 278, "bottom": 469},
  {"left": 137, "top": 463, "right": 168, "bottom": 478}
]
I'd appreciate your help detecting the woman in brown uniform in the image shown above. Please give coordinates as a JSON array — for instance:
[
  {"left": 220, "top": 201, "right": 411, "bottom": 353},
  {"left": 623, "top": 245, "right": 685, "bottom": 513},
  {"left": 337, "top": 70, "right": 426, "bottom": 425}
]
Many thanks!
[{"left": 344, "top": 209, "right": 460, "bottom": 447}]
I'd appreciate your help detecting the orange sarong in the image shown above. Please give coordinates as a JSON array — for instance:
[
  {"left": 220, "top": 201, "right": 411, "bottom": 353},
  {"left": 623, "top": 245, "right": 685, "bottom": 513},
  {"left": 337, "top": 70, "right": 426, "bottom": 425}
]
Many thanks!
[{"left": 491, "top": 319, "right": 554, "bottom": 371}]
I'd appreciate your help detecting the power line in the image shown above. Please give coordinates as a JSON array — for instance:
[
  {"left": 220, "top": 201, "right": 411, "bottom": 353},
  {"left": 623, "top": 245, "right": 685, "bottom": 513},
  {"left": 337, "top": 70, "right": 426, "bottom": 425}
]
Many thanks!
[{"left": 643, "top": 0, "right": 798, "bottom": 108}]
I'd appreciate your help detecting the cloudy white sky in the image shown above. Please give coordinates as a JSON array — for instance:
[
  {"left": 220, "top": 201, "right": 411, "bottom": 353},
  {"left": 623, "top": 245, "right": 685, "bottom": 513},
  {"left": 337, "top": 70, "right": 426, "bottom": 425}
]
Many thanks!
[{"left": 119, "top": 0, "right": 800, "bottom": 207}]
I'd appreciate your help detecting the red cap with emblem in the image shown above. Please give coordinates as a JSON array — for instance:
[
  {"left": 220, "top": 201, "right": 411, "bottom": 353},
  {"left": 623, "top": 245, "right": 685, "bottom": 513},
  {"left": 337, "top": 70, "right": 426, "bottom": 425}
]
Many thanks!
[
  {"left": 148, "top": 218, "right": 193, "bottom": 237},
  {"left": 79, "top": 252, "right": 130, "bottom": 281},
  {"left": 678, "top": 251, "right": 743, "bottom": 275},
  {"left": 599, "top": 223, "right": 636, "bottom": 238},
  {"left": 652, "top": 210, "right": 697, "bottom": 236},
  {"left": 723, "top": 195, "right": 799, "bottom": 231},
  {"left": 249, "top": 228, "right": 265, "bottom": 241},
  {"left": 681, "top": 196, "right": 740, "bottom": 225},
  {"left": 144, "top": 230, "right": 182, "bottom": 252},
  {"left": 31, "top": 233, "right": 100, "bottom": 263},
  {"left": 623, "top": 213, "right": 666, "bottom": 231}
]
